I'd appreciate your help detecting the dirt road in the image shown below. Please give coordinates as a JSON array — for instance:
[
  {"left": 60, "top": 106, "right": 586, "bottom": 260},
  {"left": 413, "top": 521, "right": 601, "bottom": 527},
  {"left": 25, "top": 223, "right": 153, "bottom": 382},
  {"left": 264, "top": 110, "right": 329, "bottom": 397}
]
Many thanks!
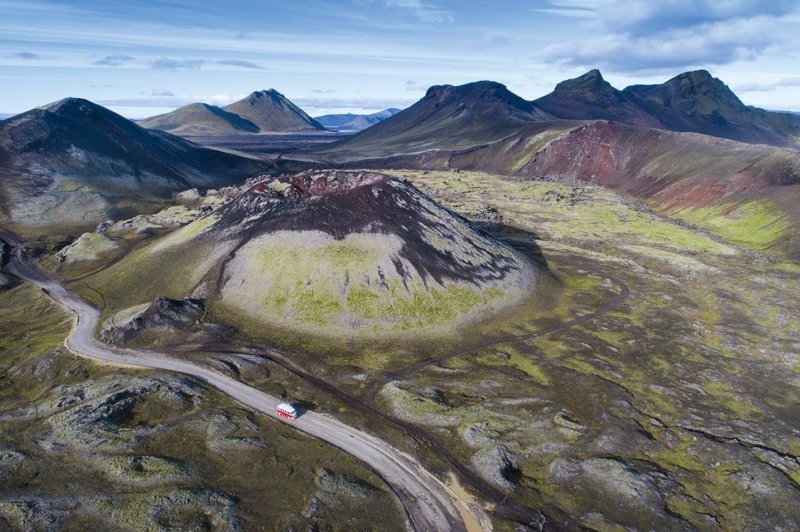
[{"left": 0, "top": 233, "right": 482, "bottom": 532}]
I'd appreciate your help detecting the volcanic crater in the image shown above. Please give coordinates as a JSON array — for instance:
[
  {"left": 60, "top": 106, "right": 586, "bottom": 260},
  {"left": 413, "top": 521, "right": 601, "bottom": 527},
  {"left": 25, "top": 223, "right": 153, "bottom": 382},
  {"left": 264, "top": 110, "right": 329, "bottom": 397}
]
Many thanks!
[{"left": 203, "top": 170, "right": 540, "bottom": 335}]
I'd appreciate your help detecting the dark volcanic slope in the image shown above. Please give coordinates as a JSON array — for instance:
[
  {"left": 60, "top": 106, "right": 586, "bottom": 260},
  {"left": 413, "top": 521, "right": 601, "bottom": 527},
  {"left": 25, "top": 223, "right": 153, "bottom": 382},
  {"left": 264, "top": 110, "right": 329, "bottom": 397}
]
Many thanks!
[
  {"left": 205, "top": 170, "right": 538, "bottom": 334},
  {"left": 535, "top": 69, "right": 800, "bottom": 147},
  {"left": 624, "top": 70, "right": 800, "bottom": 146},
  {"left": 216, "top": 171, "right": 525, "bottom": 285},
  {"left": 222, "top": 90, "right": 326, "bottom": 132},
  {"left": 315, "top": 81, "right": 553, "bottom": 160},
  {"left": 137, "top": 103, "right": 260, "bottom": 136},
  {"left": 534, "top": 69, "right": 662, "bottom": 129},
  {"left": 0, "top": 98, "right": 266, "bottom": 229}
]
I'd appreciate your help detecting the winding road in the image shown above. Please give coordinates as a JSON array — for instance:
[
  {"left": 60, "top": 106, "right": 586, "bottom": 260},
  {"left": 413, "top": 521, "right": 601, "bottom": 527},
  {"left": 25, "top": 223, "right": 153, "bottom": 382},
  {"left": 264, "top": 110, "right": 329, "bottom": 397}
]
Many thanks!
[{"left": 0, "top": 233, "right": 483, "bottom": 532}]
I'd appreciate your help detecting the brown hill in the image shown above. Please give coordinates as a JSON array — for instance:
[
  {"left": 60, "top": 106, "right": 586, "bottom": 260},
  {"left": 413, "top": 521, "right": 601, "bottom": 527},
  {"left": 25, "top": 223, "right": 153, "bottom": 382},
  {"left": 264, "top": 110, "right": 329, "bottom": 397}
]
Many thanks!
[
  {"left": 222, "top": 90, "right": 325, "bottom": 132},
  {"left": 82, "top": 170, "right": 540, "bottom": 337}
]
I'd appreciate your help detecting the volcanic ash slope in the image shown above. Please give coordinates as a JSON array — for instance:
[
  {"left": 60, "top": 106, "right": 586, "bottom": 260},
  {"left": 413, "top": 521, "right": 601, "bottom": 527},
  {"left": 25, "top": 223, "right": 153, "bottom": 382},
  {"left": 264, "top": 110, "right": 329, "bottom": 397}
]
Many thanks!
[{"left": 207, "top": 171, "right": 538, "bottom": 336}]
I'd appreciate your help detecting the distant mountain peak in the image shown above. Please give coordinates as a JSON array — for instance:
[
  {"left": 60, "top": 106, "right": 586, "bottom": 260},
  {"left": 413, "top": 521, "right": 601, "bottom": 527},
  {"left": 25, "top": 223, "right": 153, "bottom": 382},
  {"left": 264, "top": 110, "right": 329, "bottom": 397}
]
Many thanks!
[
  {"left": 535, "top": 68, "right": 800, "bottom": 146},
  {"left": 223, "top": 89, "right": 325, "bottom": 132},
  {"left": 630, "top": 69, "right": 746, "bottom": 115},
  {"left": 40, "top": 97, "right": 101, "bottom": 115},
  {"left": 578, "top": 68, "right": 604, "bottom": 82},
  {"left": 0, "top": 98, "right": 265, "bottom": 230},
  {"left": 249, "top": 89, "right": 283, "bottom": 100},
  {"left": 551, "top": 69, "right": 615, "bottom": 99}
]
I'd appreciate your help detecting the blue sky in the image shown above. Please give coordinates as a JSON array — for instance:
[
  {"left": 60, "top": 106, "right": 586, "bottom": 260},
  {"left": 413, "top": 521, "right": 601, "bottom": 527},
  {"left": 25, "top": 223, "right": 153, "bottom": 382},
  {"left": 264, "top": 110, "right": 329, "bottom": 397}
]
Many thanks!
[{"left": 1, "top": 0, "right": 799, "bottom": 118}]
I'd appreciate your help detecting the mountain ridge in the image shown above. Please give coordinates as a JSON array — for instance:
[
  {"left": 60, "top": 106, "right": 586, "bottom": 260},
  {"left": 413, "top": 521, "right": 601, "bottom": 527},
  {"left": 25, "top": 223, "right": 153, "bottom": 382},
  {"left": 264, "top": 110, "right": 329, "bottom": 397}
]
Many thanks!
[
  {"left": 314, "top": 80, "right": 553, "bottom": 159},
  {"left": 536, "top": 69, "right": 800, "bottom": 147},
  {"left": 138, "top": 89, "right": 327, "bottom": 136},
  {"left": 222, "top": 89, "right": 326, "bottom": 133},
  {"left": 138, "top": 102, "right": 260, "bottom": 136},
  {"left": 0, "top": 97, "right": 266, "bottom": 233},
  {"left": 315, "top": 108, "right": 401, "bottom": 131}
]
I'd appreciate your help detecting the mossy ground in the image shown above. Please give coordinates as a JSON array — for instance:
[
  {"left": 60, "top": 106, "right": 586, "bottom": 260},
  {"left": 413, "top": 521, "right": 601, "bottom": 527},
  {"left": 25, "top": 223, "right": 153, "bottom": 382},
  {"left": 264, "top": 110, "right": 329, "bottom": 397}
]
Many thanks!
[
  {"left": 359, "top": 170, "right": 800, "bottom": 529},
  {"left": 0, "top": 283, "right": 406, "bottom": 530},
  {"left": 15, "top": 168, "right": 800, "bottom": 529},
  {"left": 672, "top": 199, "right": 792, "bottom": 251}
]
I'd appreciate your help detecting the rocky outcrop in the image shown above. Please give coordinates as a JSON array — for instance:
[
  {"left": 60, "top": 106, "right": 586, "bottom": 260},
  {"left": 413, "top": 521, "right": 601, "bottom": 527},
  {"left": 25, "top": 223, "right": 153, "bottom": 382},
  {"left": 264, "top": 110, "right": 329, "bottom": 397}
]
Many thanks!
[{"left": 103, "top": 297, "right": 205, "bottom": 343}]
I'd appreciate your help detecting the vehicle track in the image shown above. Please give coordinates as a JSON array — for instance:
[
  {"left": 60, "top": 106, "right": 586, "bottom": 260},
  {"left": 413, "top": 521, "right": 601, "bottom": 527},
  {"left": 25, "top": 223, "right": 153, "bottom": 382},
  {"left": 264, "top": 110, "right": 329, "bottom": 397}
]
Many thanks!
[
  {"left": 2, "top": 229, "right": 627, "bottom": 531},
  {"left": 0, "top": 233, "right": 478, "bottom": 532}
]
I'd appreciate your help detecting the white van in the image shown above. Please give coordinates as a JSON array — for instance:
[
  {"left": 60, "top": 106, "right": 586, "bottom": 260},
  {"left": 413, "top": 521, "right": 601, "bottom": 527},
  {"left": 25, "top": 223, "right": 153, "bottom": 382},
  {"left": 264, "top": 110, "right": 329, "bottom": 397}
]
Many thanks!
[{"left": 276, "top": 403, "right": 297, "bottom": 419}]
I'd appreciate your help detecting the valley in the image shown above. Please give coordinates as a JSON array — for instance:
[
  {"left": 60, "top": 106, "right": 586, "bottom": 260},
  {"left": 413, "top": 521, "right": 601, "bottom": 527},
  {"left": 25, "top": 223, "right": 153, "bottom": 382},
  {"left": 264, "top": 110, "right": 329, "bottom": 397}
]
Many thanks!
[
  {"left": 2, "top": 65, "right": 799, "bottom": 531},
  {"left": 5, "top": 166, "right": 797, "bottom": 529}
]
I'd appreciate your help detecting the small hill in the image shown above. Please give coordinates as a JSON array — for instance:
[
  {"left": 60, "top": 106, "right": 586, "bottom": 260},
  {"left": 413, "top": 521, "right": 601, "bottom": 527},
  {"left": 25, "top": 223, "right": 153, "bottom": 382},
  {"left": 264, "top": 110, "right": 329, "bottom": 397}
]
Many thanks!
[
  {"left": 535, "top": 69, "right": 800, "bottom": 147},
  {"left": 222, "top": 90, "right": 326, "bottom": 132},
  {"left": 315, "top": 81, "right": 553, "bottom": 160},
  {"left": 137, "top": 103, "right": 259, "bottom": 136},
  {"left": 0, "top": 98, "right": 266, "bottom": 233},
  {"left": 85, "top": 170, "right": 539, "bottom": 337},
  {"left": 315, "top": 108, "right": 401, "bottom": 132}
]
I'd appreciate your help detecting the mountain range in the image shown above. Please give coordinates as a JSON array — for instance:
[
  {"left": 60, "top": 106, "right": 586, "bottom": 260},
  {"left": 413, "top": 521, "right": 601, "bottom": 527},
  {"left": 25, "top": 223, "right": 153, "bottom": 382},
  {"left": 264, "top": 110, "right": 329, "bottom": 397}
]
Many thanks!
[
  {"left": 3, "top": 69, "right": 800, "bottom": 255},
  {"left": 0, "top": 98, "right": 265, "bottom": 233},
  {"left": 305, "top": 76, "right": 800, "bottom": 258},
  {"left": 534, "top": 69, "right": 800, "bottom": 147},
  {"left": 314, "top": 108, "right": 401, "bottom": 132},
  {"left": 138, "top": 89, "right": 325, "bottom": 136}
]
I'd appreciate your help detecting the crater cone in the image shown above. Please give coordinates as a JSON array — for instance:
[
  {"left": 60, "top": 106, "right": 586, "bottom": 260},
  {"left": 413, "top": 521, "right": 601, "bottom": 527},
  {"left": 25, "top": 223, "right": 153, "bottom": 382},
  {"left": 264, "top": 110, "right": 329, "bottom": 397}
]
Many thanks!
[{"left": 204, "top": 170, "right": 540, "bottom": 336}]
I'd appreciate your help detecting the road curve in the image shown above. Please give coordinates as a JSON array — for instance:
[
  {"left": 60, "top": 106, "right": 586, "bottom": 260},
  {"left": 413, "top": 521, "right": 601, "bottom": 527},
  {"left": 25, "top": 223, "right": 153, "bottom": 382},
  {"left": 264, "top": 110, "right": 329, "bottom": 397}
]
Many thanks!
[{"left": 0, "top": 233, "right": 477, "bottom": 532}]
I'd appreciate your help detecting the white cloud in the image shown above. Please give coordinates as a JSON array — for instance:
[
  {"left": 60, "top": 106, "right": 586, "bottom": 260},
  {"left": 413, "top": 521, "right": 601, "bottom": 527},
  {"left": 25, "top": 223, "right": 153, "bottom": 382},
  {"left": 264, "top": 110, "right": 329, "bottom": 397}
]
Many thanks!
[
  {"left": 599, "top": 0, "right": 797, "bottom": 35},
  {"left": 384, "top": 0, "right": 453, "bottom": 23},
  {"left": 736, "top": 77, "right": 800, "bottom": 92},
  {"left": 150, "top": 58, "right": 205, "bottom": 71},
  {"left": 543, "top": 15, "right": 780, "bottom": 71}
]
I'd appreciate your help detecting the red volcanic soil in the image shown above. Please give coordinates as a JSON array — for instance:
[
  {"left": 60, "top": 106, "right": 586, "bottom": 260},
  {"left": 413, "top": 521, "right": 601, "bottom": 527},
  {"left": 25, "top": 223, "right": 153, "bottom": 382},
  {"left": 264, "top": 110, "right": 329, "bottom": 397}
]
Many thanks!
[{"left": 451, "top": 120, "right": 800, "bottom": 211}]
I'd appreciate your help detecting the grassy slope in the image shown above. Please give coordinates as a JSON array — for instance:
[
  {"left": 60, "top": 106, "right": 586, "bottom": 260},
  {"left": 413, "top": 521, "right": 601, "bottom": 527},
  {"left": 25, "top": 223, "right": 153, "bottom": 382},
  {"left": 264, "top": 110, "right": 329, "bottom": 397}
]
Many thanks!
[
  {"left": 0, "top": 283, "right": 405, "bottom": 530},
  {"left": 445, "top": 122, "right": 800, "bottom": 259},
  {"left": 377, "top": 170, "right": 800, "bottom": 529},
  {"left": 34, "top": 169, "right": 800, "bottom": 528}
]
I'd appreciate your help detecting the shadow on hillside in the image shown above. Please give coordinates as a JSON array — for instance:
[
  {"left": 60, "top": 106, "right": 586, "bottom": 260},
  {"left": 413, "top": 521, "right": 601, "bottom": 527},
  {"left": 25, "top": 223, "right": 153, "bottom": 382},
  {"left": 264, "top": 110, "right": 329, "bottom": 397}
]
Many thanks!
[{"left": 479, "top": 222, "right": 549, "bottom": 270}]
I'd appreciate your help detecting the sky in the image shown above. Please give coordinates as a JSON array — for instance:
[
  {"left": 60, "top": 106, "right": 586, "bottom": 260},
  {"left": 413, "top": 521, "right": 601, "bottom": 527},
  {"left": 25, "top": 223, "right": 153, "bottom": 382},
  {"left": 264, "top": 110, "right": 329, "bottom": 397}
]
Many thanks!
[{"left": 1, "top": 0, "right": 799, "bottom": 119}]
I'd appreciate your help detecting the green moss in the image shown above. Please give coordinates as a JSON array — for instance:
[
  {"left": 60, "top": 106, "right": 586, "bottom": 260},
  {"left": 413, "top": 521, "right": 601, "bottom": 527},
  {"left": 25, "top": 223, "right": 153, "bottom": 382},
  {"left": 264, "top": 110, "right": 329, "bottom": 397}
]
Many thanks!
[
  {"left": 73, "top": 225, "right": 229, "bottom": 316},
  {"left": 475, "top": 346, "right": 550, "bottom": 385},
  {"left": 345, "top": 284, "right": 384, "bottom": 320},
  {"left": 702, "top": 381, "right": 761, "bottom": 420},
  {"left": 219, "top": 230, "right": 518, "bottom": 336},
  {"left": 0, "top": 284, "right": 72, "bottom": 358},
  {"left": 289, "top": 285, "right": 343, "bottom": 326},
  {"left": 674, "top": 200, "right": 790, "bottom": 251},
  {"left": 106, "top": 455, "right": 188, "bottom": 481},
  {"left": 649, "top": 436, "right": 706, "bottom": 473}
]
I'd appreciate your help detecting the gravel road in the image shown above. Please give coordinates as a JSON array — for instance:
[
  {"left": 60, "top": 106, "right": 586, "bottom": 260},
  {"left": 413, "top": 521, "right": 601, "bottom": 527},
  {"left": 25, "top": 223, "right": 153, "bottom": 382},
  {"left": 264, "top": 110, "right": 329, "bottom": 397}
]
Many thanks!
[{"left": 1, "top": 233, "right": 481, "bottom": 532}]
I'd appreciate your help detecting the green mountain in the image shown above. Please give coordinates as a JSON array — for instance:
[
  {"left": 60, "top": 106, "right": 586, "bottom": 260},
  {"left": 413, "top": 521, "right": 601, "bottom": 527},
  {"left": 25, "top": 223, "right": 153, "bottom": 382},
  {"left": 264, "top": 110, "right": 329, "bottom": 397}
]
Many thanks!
[
  {"left": 222, "top": 90, "right": 326, "bottom": 132},
  {"left": 137, "top": 103, "right": 260, "bottom": 136}
]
